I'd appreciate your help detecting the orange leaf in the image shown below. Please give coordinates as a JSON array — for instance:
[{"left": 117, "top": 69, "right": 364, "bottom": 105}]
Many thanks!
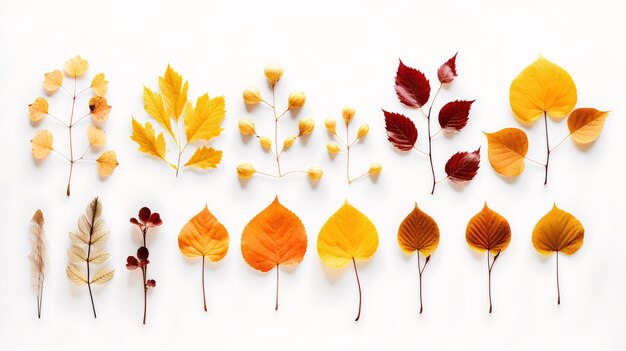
[
  {"left": 178, "top": 205, "right": 229, "bottom": 311},
  {"left": 465, "top": 203, "right": 511, "bottom": 313},
  {"left": 241, "top": 197, "right": 307, "bottom": 310}
]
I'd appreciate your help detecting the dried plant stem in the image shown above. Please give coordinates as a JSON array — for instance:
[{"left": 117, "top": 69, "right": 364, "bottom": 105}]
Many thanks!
[
  {"left": 36, "top": 276, "right": 44, "bottom": 318},
  {"left": 486, "top": 250, "right": 500, "bottom": 314},
  {"left": 275, "top": 264, "right": 280, "bottom": 311},
  {"left": 420, "top": 84, "right": 442, "bottom": 194},
  {"left": 543, "top": 111, "right": 550, "bottom": 185},
  {"left": 416, "top": 253, "right": 431, "bottom": 314},
  {"left": 202, "top": 256, "right": 207, "bottom": 312},
  {"left": 352, "top": 258, "right": 362, "bottom": 321},
  {"left": 556, "top": 251, "right": 561, "bottom": 305},
  {"left": 142, "top": 264, "right": 148, "bottom": 324}
]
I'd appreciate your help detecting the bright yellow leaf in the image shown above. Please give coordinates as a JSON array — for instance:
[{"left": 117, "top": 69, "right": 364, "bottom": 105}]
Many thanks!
[
  {"left": 31, "top": 130, "right": 53, "bottom": 159},
  {"left": 484, "top": 128, "right": 529, "bottom": 177},
  {"left": 509, "top": 56, "right": 577, "bottom": 123},
  {"left": 317, "top": 201, "right": 378, "bottom": 268},
  {"left": 143, "top": 86, "right": 175, "bottom": 140},
  {"left": 567, "top": 108, "right": 609, "bottom": 144},
  {"left": 184, "top": 94, "right": 225, "bottom": 143},
  {"left": 63, "top": 55, "right": 89, "bottom": 77},
  {"left": 29, "top": 97, "right": 49, "bottom": 122},
  {"left": 43, "top": 70, "right": 63, "bottom": 93},
  {"left": 87, "top": 126, "right": 106, "bottom": 147},
  {"left": 96, "top": 151, "right": 118, "bottom": 177},
  {"left": 159, "top": 65, "right": 188, "bottom": 120},
  {"left": 184, "top": 146, "right": 223, "bottom": 169},
  {"left": 131, "top": 117, "right": 167, "bottom": 160},
  {"left": 91, "top": 73, "right": 108, "bottom": 96},
  {"left": 89, "top": 96, "right": 111, "bottom": 122}
]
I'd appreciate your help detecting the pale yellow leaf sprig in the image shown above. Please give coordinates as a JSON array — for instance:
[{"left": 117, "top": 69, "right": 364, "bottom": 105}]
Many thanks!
[
  {"left": 485, "top": 56, "right": 609, "bottom": 185},
  {"left": 29, "top": 55, "right": 117, "bottom": 196},
  {"left": 236, "top": 63, "right": 322, "bottom": 182},
  {"left": 66, "top": 197, "right": 114, "bottom": 318},
  {"left": 131, "top": 65, "right": 225, "bottom": 176},
  {"left": 326, "top": 106, "right": 381, "bottom": 184}
]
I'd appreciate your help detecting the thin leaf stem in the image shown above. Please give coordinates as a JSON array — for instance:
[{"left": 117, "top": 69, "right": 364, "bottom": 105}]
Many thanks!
[
  {"left": 426, "top": 84, "right": 442, "bottom": 194},
  {"left": 349, "top": 171, "right": 370, "bottom": 183},
  {"left": 66, "top": 77, "right": 77, "bottom": 196},
  {"left": 87, "top": 198, "right": 97, "bottom": 318},
  {"left": 436, "top": 175, "right": 449, "bottom": 184},
  {"left": 275, "top": 264, "right": 280, "bottom": 311},
  {"left": 71, "top": 113, "right": 91, "bottom": 127},
  {"left": 556, "top": 251, "right": 561, "bottom": 305},
  {"left": 346, "top": 124, "right": 351, "bottom": 183},
  {"left": 52, "top": 149, "right": 71, "bottom": 162},
  {"left": 45, "top": 113, "right": 69, "bottom": 127},
  {"left": 524, "top": 156, "right": 546, "bottom": 167},
  {"left": 412, "top": 146, "right": 428, "bottom": 156},
  {"left": 202, "top": 256, "right": 207, "bottom": 312},
  {"left": 486, "top": 250, "right": 500, "bottom": 314},
  {"left": 416, "top": 253, "right": 431, "bottom": 314},
  {"left": 543, "top": 111, "right": 550, "bottom": 185},
  {"left": 352, "top": 257, "right": 362, "bottom": 321},
  {"left": 550, "top": 134, "right": 571, "bottom": 153}
]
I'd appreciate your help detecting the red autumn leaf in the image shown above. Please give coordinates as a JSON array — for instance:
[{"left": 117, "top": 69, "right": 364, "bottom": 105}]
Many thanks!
[
  {"left": 438, "top": 53, "right": 458, "bottom": 84},
  {"left": 383, "top": 109, "right": 418, "bottom": 151},
  {"left": 395, "top": 59, "right": 430, "bottom": 108},
  {"left": 445, "top": 148, "right": 481, "bottom": 183},
  {"left": 146, "top": 279, "right": 156, "bottom": 288},
  {"left": 438, "top": 100, "right": 474, "bottom": 132},
  {"left": 126, "top": 256, "right": 139, "bottom": 270}
]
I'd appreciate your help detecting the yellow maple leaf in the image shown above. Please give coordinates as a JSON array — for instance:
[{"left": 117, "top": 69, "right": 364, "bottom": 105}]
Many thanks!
[
  {"left": 31, "top": 130, "right": 53, "bottom": 159},
  {"left": 130, "top": 118, "right": 167, "bottom": 161},
  {"left": 184, "top": 94, "right": 225, "bottom": 143},
  {"left": 96, "top": 151, "right": 118, "bottom": 177},
  {"left": 143, "top": 86, "right": 175, "bottom": 140},
  {"left": 159, "top": 65, "right": 188, "bottom": 120},
  {"left": 63, "top": 55, "right": 89, "bottom": 78},
  {"left": 184, "top": 146, "right": 223, "bottom": 169}
]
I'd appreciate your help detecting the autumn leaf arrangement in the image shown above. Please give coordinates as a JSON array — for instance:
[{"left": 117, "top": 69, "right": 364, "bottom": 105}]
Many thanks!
[
  {"left": 131, "top": 65, "right": 226, "bottom": 175},
  {"left": 237, "top": 63, "right": 322, "bottom": 181},
  {"left": 29, "top": 210, "right": 47, "bottom": 318},
  {"left": 127, "top": 207, "right": 162, "bottom": 324},
  {"left": 325, "top": 106, "right": 382, "bottom": 183},
  {"left": 29, "top": 55, "right": 118, "bottom": 196},
  {"left": 66, "top": 197, "right": 114, "bottom": 318},
  {"left": 486, "top": 56, "right": 609, "bottom": 184},
  {"left": 383, "top": 53, "right": 479, "bottom": 194}
]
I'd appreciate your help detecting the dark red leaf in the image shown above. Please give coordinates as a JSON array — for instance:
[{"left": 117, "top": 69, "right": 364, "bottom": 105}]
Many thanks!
[
  {"left": 138, "top": 207, "right": 151, "bottom": 223},
  {"left": 383, "top": 110, "right": 418, "bottom": 151},
  {"left": 147, "top": 212, "right": 162, "bottom": 227},
  {"left": 130, "top": 217, "right": 142, "bottom": 228},
  {"left": 395, "top": 59, "right": 430, "bottom": 108},
  {"left": 444, "top": 148, "right": 481, "bottom": 183},
  {"left": 438, "top": 53, "right": 458, "bottom": 84},
  {"left": 146, "top": 279, "right": 156, "bottom": 288},
  {"left": 438, "top": 100, "right": 474, "bottom": 132},
  {"left": 137, "top": 246, "right": 149, "bottom": 261},
  {"left": 126, "top": 256, "right": 139, "bottom": 270}
]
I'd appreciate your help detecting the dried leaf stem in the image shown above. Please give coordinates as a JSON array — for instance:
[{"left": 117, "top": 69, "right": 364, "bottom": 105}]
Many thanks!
[
  {"left": 352, "top": 258, "right": 362, "bottom": 321},
  {"left": 420, "top": 83, "right": 443, "bottom": 194},
  {"left": 486, "top": 250, "right": 500, "bottom": 314},
  {"left": 416, "top": 253, "right": 431, "bottom": 314}
]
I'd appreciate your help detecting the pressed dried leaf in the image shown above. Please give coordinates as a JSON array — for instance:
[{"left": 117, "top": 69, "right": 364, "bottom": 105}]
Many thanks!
[
  {"left": 567, "top": 108, "right": 609, "bottom": 144},
  {"left": 87, "top": 126, "right": 106, "bottom": 147},
  {"left": 63, "top": 55, "right": 89, "bottom": 77},
  {"left": 131, "top": 118, "right": 167, "bottom": 161},
  {"left": 43, "top": 70, "right": 63, "bottom": 92},
  {"left": 68, "top": 246, "right": 87, "bottom": 262},
  {"left": 178, "top": 205, "right": 229, "bottom": 260},
  {"left": 91, "top": 267, "right": 115, "bottom": 285},
  {"left": 466, "top": 203, "right": 511, "bottom": 254},
  {"left": 532, "top": 204, "right": 584, "bottom": 256},
  {"left": 66, "top": 265, "right": 88, "bottom": 285},
  {"left": 510, "top": 56, "right": 577, "bottom": 122},
  {"left": 91, "top": 73, "right": 108, "bottom": 96},
  {"left": 383, "top": 110, "right": 417, "bottom": 151},
  {"left": 29, "top": 209, "right": 46, "bottom": 318},
  {"left": 444, "top": 148, "right": 480, "bottom": 183},
  {"left": 438, "top": 53, "right": 458, "bottom": 84},
  {"left": 438, "top": 100, "right": 474, "bottom": 133},
  {"left": 184, "top": 94, "right": 225, "bottom": 143},
  {"left": 184, "top": 146, "right": 223, "bottom": 169},
  {"left": 31, "top": 130, "right": 53, "bottom": 159},
  {"left": 484, "top": 128, "right": 529, "bottom": 177},
  {"left": 89, "top": 96, "right": 111, "bottom": 122},
  {"left": 96, "top": 151, "right": 118, "bottom": 177},
  {"left": 395, "top": 59, "right": 430, "bottom": 108},
  {"left": 398, "top": 203, "right": 439, "bottom": 256},
  {"left": 89, "top": 250, "right": 110, "bottom": 264},
  {"left": 29, "top": 97, "right": 49, "bottom": 122},
  {"left": 143, "top": 86, "right": 175, "bottom": 140},
  {"left": 159, "top": 64, "right": 188, "bottom": 120}
]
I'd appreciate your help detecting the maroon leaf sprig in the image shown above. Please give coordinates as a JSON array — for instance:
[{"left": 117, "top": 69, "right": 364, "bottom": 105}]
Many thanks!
[
  {"left": 127, "top": 207, "right": 162, "bottom": 325},
  {"left": 383, "top": 53, "right": 480, "bottom": 194}
]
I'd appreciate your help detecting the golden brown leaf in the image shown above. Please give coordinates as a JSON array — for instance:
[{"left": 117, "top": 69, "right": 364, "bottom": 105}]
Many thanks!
[
  {"left": 96, "top": 151, "right": 118, "bottom": 177},
  {"left": 63, "top": 55, "right": 89, "bottom": 77},
  {"left": 29, "top": 97, "right": 48, "bottom": 122},
  {"left": 31, "top": 130, "right": 53, "bottom": 159},
  {"left": 466, "top": 203, "right": 511, "bottom": 254},
  {"left": 43, "top": 70, "right": 63, "bottom": 92},
  {"left": 89, "top": 96, "right": 111, "bottom": 122},
  {"left": 484, "top": 128, "right": 528, "bottom": 177},
  {"left": 532, "top": 204, "right": 584, "bottom": 256},
  {"left": 397, "top": 203, "right": 439, "bottom": 257},
  {"left": 567, "top": 108, "right": 609, "bottom": 144}
]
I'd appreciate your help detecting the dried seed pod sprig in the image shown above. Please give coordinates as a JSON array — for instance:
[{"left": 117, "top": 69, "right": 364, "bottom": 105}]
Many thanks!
[
  {"left": 66, "top": 197, "right": 114, "bottom": 318},
  {"left": 237, "top": 63, "right": 322, "bottom": 181},
  {"left": 326, "top": 106, "right": 381, "bottom": 183},
  {"left": 127, "top": 207, "right": 162, "bottom": 324},
  {"left": 29, "top": 55, "right": 118, "bottom": 196},
  {"left": 29, "top": 209, "right": 47, "bottom": 318}
]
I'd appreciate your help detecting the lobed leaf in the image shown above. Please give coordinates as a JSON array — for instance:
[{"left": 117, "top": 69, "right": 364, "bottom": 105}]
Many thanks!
[
  {"left": 159, "top": 65, "right": 188, "bottom": 120},
  {"left": 184, "top": 94, "right": 225, "bottom": 143},
  {"left": 184, "top": 146, "right": 222, "bottom": 169},
  {"left": 143, "top": 86, "right": 175, "bottom": 140},
  {"left": 131, "top": 118, "right": 167, "bottom": 161}
]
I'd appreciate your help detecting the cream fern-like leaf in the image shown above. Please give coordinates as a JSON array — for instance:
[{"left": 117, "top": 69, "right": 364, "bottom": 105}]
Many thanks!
[
  {"left": 29, "top": 209, "right": 46, "bottom": 318},
  {"left": 66, "top": 265, "right": 87, "bottom": 285},
  {"left": 91, "top": 267, "right": 114, "bottom": 285},
  {"left": 89, "top": 250, "right": 110, "bottom": 264},
  {"left": 68, "top": 246, "right": 87, "bottom": 262}
]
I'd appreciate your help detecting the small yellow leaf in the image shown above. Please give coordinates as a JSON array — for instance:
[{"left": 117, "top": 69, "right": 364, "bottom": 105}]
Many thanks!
[
  {"left": 184, "top": 94, "right": 225, "bottom": 143},
  {"left": 87, "top": 126, "right": 106, "bottom": 147},
  {"left": 63, "top": 55, "right": 89, "bottom": 77},
  {"left": 143, "top": 86, "right": 175, "bottom": 140},
  {"left": 66, "top": 265, "right": 87, "bottom": 285},
  {"left": 96, "top": 151, "right": 118, "bottom": 177},
  {"left": 567, "top": 108, "right": 609, "bottom": 144},
  {"left": 159, "top": 65, "right": 188, "bottom": 120},
  {"left": 184, "top": 146, "right": 222, "bottom": 169},
  {"left": 90, "top": 267, "right": 114, "bottom": 285},
  {"left": 509, "top": 56, "right": 577, "bottom": 123},
  {"left": 89, "top": 96, "right": 111, "bottom": 122},
  {"left": 28, "top": 97, "right": 49, "bottom": 122},
  {"left": 43, "top": 70, "right": 63, "bottom": 92},
  {"left": 317, "top": 201, "right": 378, "bottom": 268},
  {"left": 484, "top": 128, "right": 529, "bottom": 177},
  {"left": 91, "top": 73, "right": 108, "bottom": 96},
  {"left": 131, "top": 118, "right": 167, "bottom": 160},
  {"left": 31, "top": 130, "right": 53, "bottom": 159}
]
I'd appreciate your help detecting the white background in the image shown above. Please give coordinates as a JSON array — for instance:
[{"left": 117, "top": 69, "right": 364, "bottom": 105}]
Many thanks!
[{"left": 0, "top": 0, "right": 624, "bottom": 350}]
